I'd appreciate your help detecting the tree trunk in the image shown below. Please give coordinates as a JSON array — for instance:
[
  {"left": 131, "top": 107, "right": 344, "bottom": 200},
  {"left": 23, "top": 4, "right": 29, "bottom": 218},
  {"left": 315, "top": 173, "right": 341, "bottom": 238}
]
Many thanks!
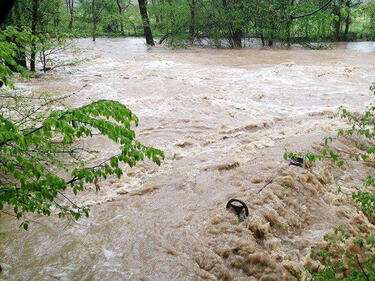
[
  {"left": 151, "top": 0, "right": 160, "bottom": 24},
  {"left": 54, "top": 1, "right": 60, "bottom": 27},
  {"left": 333, "top": 3, "right": 342, "bottom": 40},
  {"left": 288, "top": 0, "right": 294, "bottom": 45},
  {"left": 286, "top": 21, "right": 292, "bottom": 46},
  {"left": 116, "top": 0, "right": 125, "bottom": 36},
  {"left": 188, "top": 0, "right": 195, "bottom": 40},
  {"left": 260, "top": 33, "right": 265, "bottom": 46},
  {"left": 41, "top": 40, "right": 47, "bottom": 72},
  {"left": 16, "top": 45, "right": 27, "bottom": 68},
  {"left": 67, "top": 0, "right": 74, "bottom": 30},
  {"left": 159, "top": 0, "right": 164, "bottom": 22},
  {"left": 138, "top": 0, "right": 154, "bottom": 45},
  {"left": 344, "top": 1, "right": 350, "bottom": 35},
  {"left": 233, "top": 29, "right": 243, "bottom": 48},
  {"left": 15, "top": 1, "right": 26, "bottom": 68},
  {"left": 120, "top": 20, "right": 124, "bottom": 36},
  {"left": 92, "top": 0, "right": 96, "bottom": 42},
  {"left": 268, "top": 22, "right": 275, "bottom": 47},
  {"left": 0, "top": 0, "right": 16, "bottom": 24},
  {"left": 344, "top": 14, "right": 350, "bottom": 34},
  {"left": 69, "top": 16, "right": 73, "bottom": 30},
  {"left": 223, "top": 0, "right": 243, "bottom": 48},
  {"left": 30, "top": 0, "right": 39, "bottom": 72},
  {"left": 335, "top": 15, "right": 341, "bottom": 40}
]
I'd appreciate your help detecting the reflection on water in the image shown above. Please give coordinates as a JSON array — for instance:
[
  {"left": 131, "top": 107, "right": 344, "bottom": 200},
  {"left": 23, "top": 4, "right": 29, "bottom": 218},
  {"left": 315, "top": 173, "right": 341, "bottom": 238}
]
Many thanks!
[{"left": 0, "top": 38, "right": 375, "bottom": 281}]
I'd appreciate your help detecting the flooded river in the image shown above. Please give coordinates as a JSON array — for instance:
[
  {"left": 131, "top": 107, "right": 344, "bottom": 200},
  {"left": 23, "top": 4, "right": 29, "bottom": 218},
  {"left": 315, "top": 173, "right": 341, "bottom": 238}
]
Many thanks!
[{"left": 1, "top": 38, "right": 375, "bottom": 280}]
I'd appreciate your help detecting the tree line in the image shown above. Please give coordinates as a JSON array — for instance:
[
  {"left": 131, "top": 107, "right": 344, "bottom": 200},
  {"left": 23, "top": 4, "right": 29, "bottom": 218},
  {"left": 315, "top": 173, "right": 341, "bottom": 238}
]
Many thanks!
[{"left": 1, "top": 0, "right": 375, "bottom": 51}]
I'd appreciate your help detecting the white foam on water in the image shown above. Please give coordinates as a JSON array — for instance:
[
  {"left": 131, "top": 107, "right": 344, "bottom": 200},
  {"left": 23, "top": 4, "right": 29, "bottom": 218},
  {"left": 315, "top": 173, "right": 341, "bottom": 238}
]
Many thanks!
[{"left": 1, "top": 38, "right": 375, "bottom": 280}]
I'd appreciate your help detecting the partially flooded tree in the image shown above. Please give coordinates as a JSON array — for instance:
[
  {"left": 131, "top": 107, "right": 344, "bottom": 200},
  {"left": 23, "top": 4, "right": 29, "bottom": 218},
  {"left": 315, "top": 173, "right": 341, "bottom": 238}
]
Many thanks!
[
  {"left": 138, "top": 0, "right": 154, "bottom": 45},
  {"left": 66, "top": 0, "right": 74, "bottom": 30},
  {"left": 116, "top": 0, "right": 131, "bottom": 36},
  {"left": 92, "top": 0, "right": 97, "bottom": 41},
  {"left": 30, "top": 0, "right": 39, "bottom": 72},
  {"left": 187, "top": 0, "right": 195, "bottom": 40}
]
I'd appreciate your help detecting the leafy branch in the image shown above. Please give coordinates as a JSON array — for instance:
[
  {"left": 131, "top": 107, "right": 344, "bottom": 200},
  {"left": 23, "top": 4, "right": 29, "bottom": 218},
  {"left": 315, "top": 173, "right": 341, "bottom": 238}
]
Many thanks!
[
  {"left": 0, "top": 94, "right": 164, "bottom": 229},
  {"left": 286, "top": 85, "right": 375, "bottom": 280}
]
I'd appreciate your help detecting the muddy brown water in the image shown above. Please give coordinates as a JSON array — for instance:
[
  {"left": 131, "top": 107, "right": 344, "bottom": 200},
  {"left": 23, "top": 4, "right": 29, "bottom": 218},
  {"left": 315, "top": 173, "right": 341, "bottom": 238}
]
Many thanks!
[{"left": 1, "top": 38, "right": 375, "bottom": 280}]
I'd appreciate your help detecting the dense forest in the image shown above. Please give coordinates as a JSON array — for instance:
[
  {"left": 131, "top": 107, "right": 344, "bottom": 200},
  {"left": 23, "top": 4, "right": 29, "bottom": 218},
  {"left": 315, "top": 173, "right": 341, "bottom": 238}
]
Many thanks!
[
  {"left": 2, "top": 0, "right": 375, "bottom": 51},
  {"left": 0, "top": 0, "right": 374, "bottom": 74}
]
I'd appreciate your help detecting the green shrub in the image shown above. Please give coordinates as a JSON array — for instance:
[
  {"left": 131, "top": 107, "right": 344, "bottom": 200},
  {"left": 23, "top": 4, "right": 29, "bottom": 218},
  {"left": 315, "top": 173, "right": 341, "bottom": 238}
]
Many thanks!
[
  {"left": 286, "top": 85, "right": 375, "bottom": 280},
  {"left": 0, "top": 26, "right": 164, "bottom": 230}
]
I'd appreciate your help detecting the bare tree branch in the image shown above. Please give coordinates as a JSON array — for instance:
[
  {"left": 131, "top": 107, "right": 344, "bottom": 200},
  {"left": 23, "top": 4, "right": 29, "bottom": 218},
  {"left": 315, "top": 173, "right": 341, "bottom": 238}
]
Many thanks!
[{"left": 290, "top": 0, "right": 334, "bottom": 20}]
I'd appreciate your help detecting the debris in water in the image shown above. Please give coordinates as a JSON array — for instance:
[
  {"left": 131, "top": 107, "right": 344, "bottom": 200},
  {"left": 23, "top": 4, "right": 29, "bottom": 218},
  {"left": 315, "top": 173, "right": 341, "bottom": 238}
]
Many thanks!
[
  {"left": 226, "top": 199, "right": 249, "bottom": 219},
  {"left": 217, "top": 162, "right": 240, "bottom": 171},
  {"left": 289, "top": 157, "right": 304, "bottom": 168},
  {"left": 257, "top": 178, "right": 274, "bottom": 194}
]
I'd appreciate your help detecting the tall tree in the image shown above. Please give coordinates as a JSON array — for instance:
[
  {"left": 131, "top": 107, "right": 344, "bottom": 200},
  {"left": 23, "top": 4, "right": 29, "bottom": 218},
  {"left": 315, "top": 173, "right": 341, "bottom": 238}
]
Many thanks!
[
  {"left": 92, "top": 0, "right": 97, "bottom": 41},
  {"left": 0, "top": 0, "right": 16, "bottom": 23},
  {"left": 151, "top": 0, "right": 160, "bottom": 25},
  {"left": 116, "top": 0, "right": 130, "bottom": 36},
  {"left": 343, "top": 0, "right": 363, "bottom": 35},
  {"left": 66, "top": 0, "right": 74, "bottom": 30},
  {"left": 30, "top": 0, "right": 39, "bottom": 72},
  {"left": 53, "top": 0, "right": 61, "bottom": 27},
  {"left": 138, "top": 0, "right": 154, "bottom": 45},
  {"left": 10, "top": 0, "right": 27, "bottom": 68},
  {"left": 187, "top": 0, "right": 195, "bottom": 40}
]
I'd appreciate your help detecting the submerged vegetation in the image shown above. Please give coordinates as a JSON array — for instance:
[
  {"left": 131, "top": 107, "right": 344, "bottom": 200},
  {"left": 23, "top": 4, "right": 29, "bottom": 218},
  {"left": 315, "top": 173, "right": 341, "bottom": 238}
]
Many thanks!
[{"left": 286, "top": 85, "right": 375, "bottom": 280}]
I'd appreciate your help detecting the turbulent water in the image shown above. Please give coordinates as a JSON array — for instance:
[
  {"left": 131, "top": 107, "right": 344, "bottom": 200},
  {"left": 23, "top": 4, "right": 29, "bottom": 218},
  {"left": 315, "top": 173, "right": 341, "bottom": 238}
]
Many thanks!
[{"left": 1, "top": 38, "right": 375, "bottom": 281}]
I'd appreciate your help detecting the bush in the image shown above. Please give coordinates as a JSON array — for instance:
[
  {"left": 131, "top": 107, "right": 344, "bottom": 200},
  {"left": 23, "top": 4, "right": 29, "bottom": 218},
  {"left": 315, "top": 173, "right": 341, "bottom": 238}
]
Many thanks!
[
  {"left": 286, "top": 84, "right": 375, "bottom": 280},
  {"left": 0, "top": 26, "right": 164, "bottom": 230}
]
